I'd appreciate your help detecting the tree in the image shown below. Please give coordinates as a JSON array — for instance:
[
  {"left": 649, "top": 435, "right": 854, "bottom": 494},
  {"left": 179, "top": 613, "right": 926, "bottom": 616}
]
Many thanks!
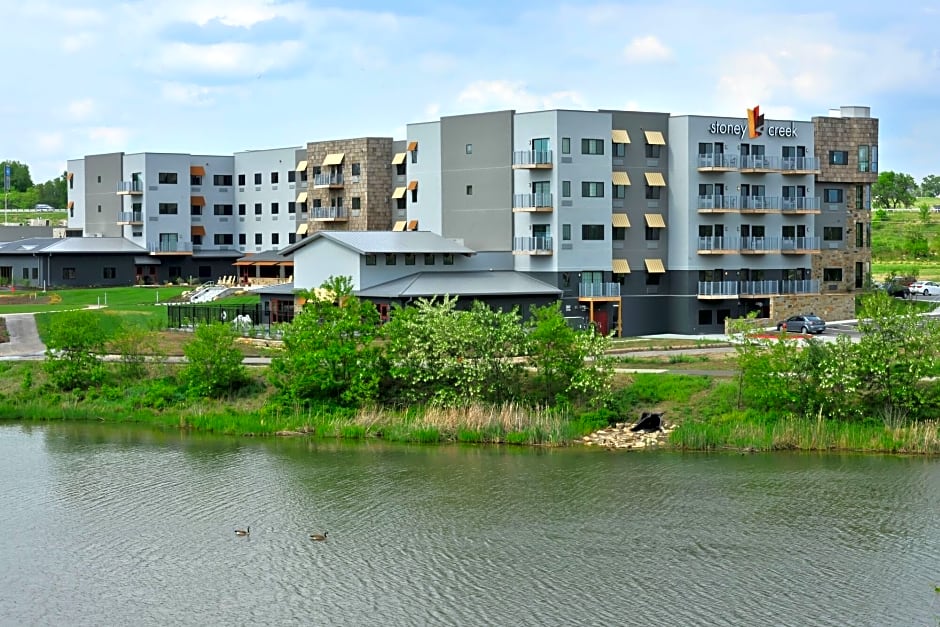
[
  {"left": 180, "top": 322, "right": 249, "bottom": 397},
  {"left": 269, "top": 275, "right": 383, "bottom": 408},
  {"left": 36, "top": 173, "right": 67, "bottom": 208},
  {"left": 920, "top": 174, "right": 940, "bottom": 198},
  {"left": 0, "top": 160, "right": 33, "bottom": 193},
  {"left": 872, "top": 171, "right": 917, "bottom": 209},
  {"left": 43, "top": 310, "right": 108, "bottom": 391}
]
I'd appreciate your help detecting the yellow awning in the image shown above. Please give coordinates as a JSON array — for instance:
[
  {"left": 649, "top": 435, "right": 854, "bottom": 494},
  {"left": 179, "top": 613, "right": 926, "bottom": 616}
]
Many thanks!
[
  {"left": 644, "top": 130, "right": 666, "bottom": 145},
  {"left": 645, "top": 172, "right": 666, "bottom": 187},
  {"left": 406, "top": 180, "right": 418, "bottom": 191},
  {"left": 190, "top": 195, "right": 206, "bottom": 206},
  {"left": 612, "top": 171, "right": 631, "bottom": 186},
  {"left": 296, "top": 223, "right": 309, "bottom": 235},
  {"left": 391, "top": 187, "right": 407, "bottom": 199},
  {"left": 190, "top": 225, "right": 206, "bottom": 236},
  {"left": 391, "top": 152, "right": 407, "bottom": 165},
  {"left": 295, "top": 160, "right": 308, "bottom": 172},
  {"left": 296, "top": 192, "right": 308, "bottom": 203},
  {"left": 645, "top": 213, "right": 666, "bottom": 228},
  {"left": 645, "top": 258, "right": 666, "bottom": 273},
  {"left": 612, "top": 213, "right": 630, "bottom": 228},
  {"left": 322, "top": 153, "right": 345, "bottom": 166},
  {"left": 407, "top": 141, "right": 418, "bottom": 152},
  {"left": 190, "top": 166, "right": 206, "bottom": 176},
  {"left": 392, "top": 221, "right": 407, "bottom": 232},
  {"left": 611, "top": 129, "right": 631, "bottom": 144},
  {"left": 67, "top": 172, "right": 74, "bottom": 181},
  {"left": 612, "top": 259, "right": 631, "bottom": 274},
  {"left": 407, "top": 219, "right": 419, "bottom": 231}
]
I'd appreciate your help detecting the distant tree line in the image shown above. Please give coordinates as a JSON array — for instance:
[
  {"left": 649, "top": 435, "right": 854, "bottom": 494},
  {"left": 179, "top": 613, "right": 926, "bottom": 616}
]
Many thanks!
[
  {"left": 0, "top": 160, "right": 67, "bottom": 209},
  {"left": 873, "top": 171, "right": 940, "bottom": 209}
]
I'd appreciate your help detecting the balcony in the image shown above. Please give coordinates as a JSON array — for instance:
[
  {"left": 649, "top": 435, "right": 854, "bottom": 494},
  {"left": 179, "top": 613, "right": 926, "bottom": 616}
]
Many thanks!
[
  {"left": 696, "top": 154, "right": 738, "bottom": 171},
  {"left": 512, "top": 193, "right": 553, "bottom": 212},
  {"left": 739, "top": 155, "right": 779, "bottom": 173},
  {"left": 781, "top": 156, "right": 821, "bottom": 174},
  {"left": 739, "top": 236, "right": 777, "bottom": 254},
  {"left": 148, "top": 241, "right": 193, "bottom": 255},
  {"left": 579, "top": 282, "right": 621, "bottom": 299},
  {"left": 117, "top": 211, "right": 143, "bottom": 225},
  {"left": 697, "top": 279, "right": 819, "bottom": 299},
  {"left": 311, "top": 206, "right": 347, "bottom": 222},
  {"left": 780, "top": 236, "right": 821, "bottom": 254},
  {"left": 313, "top": 173, "right": 344, "bottom": 188},
  {"left": 740, "top": 196, "right": 781, "bottom": 213},
  {"left": 512, "top": 236, "right": 553, "bottom": 255},
  {"left": 696, "top": 236, "right": 738, "bottom": 254},
  {"left": 117, "top": 181, "right": 143, "bottom": 195},
  {"left": 781, "top": 196, "right": 822, "bottom": 213},
  {"left": 697, "top": 195, "right": 740, "bottom": 213},
  {"left": 512, "top": 150, "right": 553, "bottom": 169}
]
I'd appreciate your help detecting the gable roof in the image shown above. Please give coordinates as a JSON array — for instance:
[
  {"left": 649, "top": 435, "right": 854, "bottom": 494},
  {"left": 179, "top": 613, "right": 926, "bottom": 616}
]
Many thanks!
[
  {"left": 280, "top": 230, "right": 476, "bottom": 257},
  {"left": 356, "top": 271, "right": 561, "bottom": 298},
  {"left": 0, "top": 237, "right": 148, "bottom": 255}
]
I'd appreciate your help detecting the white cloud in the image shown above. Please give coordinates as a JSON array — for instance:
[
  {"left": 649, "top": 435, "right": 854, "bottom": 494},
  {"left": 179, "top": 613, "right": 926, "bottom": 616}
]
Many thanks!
[
  {"left": 61, "top": 32, "right": 96, "bottom": 53},
  {"left": 419, "top": 53, "right": 458, "bottom": 74},
  {"left": 151, "top": 41, "right": 306, "bottom": 78},
  {"left": 456, "top": 80, "right": 586, "bottom": 112},
  {"left": 66, "top": 99, "right": 95, "bottom": 121},
  {"left": 36, "top": 133, "right": 65, "bottom": 153},
  {"left": 86, "top": 127, "right": 131, "bottom": 148},
  {"left": 160, "top": 82, "right": 220, "bottom": 106},
  {"left": 160, "top": 0, "right": 305, "bottom": 28},
  {"left": 623, "top": 36, "right": 673, "bottom": 63}
]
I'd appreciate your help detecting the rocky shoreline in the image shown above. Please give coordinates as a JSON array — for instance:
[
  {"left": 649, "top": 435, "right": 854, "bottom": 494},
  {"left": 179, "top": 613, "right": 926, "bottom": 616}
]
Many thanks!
[{"left": 581, "top": 416, "right": 676, "bottom": 449}]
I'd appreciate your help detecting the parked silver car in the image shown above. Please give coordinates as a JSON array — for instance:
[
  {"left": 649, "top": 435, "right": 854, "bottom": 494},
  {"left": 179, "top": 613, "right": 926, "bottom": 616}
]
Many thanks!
[{"left": 776, "top": 314, "right": 826, "bottom": 334}]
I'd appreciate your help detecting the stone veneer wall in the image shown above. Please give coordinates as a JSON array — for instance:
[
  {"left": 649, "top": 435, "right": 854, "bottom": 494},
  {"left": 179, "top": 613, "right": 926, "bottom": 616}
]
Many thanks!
[{"left": 304, "top": 137, "right": 394, "bottom": 235}]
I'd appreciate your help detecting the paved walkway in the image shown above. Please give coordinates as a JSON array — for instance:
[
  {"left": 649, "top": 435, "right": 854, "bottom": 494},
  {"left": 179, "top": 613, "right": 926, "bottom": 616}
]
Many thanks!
[{"left": 0, "top": 313, "right": 46, "bottom": 360}]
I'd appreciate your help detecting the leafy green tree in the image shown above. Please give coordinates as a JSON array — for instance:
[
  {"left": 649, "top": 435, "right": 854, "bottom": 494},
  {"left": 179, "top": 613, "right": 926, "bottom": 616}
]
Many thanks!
[
  {"left": 43, "top": 310, "right": 108, "bottom": 391},
  {"left": 920, "top": 174, "right": 940, "bottom": 198},
  {"left": 0, "top": 160, "right": 33, "bottom": 193},
  {"left": 269, "top": 275, "right": 383, "bottom": 407},
  {"left": 872, "top": 171, "right": 917, "bottom": 208},
  {"left": 180, "top": 322, "right": 248, "bottom": 397},
  {"left": 36, "top": 173, "right": 67, "bottom": 208}
]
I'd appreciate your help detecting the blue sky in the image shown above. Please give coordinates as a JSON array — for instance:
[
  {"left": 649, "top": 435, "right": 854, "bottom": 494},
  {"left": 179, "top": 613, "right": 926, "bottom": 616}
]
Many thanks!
[{"left": 5, "top": 0, "right": 939, "bottom": 183}]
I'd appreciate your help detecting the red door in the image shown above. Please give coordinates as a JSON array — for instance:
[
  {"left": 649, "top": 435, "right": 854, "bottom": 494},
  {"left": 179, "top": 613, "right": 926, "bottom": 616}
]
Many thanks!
[{"left": 594, "top": 310, "right": 609, "bottom": 335}]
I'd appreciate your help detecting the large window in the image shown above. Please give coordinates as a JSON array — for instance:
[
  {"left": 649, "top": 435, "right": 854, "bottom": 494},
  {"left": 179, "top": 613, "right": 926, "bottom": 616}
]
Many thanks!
[
  {"left": 103, "top": 267, "right": 116, "bottom": 279},
  {"left": 582, "top": 181, "right": 604, "bottom": 198},
  {"left": 214, "top": 234, "right": 234, "bottom": 245},
  {"left": 158, "top": 172, "right": 178, "bottom": 184},
  {"left": 613, "top": 142, "right": 626, "bottom": 158},
  {"left": 823, "top": 226, "right": 843, "bottom": 241},
  {"left": 581, "top": 138, "right": 604, "bottom": 155},
  {"left": 613, "top": 185, "right": 626, "bottom": 199},
  {"left": 158, "top": 203, "right": 178, "bottom": 215},
  {"left": 858, "top": 145, "right": 870, "bottom": 172},
  {"left": 213, "top": 204, "right": 233, "bottom": 216},
  {"left": 824, "top": 188, "right": 844, "bottom": 204},
  {"left": 645, "top": 226, "right": 661, "bottom": 241},
  {"left": 581, "top": 224, "right": 604, "bottom": 240},
  {"left": 645, "top": 144, "right": 662, "bottom": 159},
  {"left": 823, "top": 268, "right": 843, "bottom": 282},
  {"left": 62, "top": 268, "right": 76, "bottom": 280},
  {"left": 829, "top": 150, "right": 849, "bottom": 165},
  {"left": 214, "top": 174, "right": 233, "bottom": 186}
]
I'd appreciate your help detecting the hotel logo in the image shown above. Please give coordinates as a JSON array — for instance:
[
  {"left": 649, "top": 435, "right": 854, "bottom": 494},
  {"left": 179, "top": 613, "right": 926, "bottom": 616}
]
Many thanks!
[{"left": 747, "top": 105, "right": 765, "bottom": 139}]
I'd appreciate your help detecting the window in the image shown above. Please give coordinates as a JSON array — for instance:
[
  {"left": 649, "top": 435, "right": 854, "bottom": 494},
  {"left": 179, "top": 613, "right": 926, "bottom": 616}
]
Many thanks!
[
  {"left": 158, "top": 203, "right": 178, "bottom": 215},
  {"left": 465, "top": 144, "right": 472, "bottom": 155},
  {"left": 271, "top": 202, "right": 279, "bottom": 214},
  {"left": 613, "top": 226, "right": 626, "bottom": 240},
  {"left": 871, "top": 146, "right": 878, "bottom": 173},
  {"left": 288, "top": 170, "right": 296, "bottom": 183},
  {"left": 351, "top": 197, "right": 361, "bottom": 210},
  {"left": 69, "top": 176, "right": 73, "bottom": 190},
  {"left": 238, "top": 234, "right": 246, "bottom": 245},
  {"left": 855, "top": 185, "right": 864, "bottom": 209},
  {"left": 646, "top": 273, "right": 661, "bottom": 286},
  {"left": 238, "top": 174, "right": 246, "bottom": 186},
  {"left": 561, "top": 137, "right": 571, "bottom": 154},
  {"left": 581, "top": 138, "right": 604, "bottom": 155},
  {"left": 365, "top": 254, "right": 377, "bottom": 266},
  {"left": 424, "top": 253, "right": 435, "bottom": 265},
  {"left": 254, "top": 233, "right": 262, "bottom": 245},
  {"left": 858, "top": 145, "right": 869, "bottom": 172},
  {"left": 699, "top": 310, "right": 713, "bottom": 325},
  {"left": 411, "top": 148, "right": 418, "bottom": 164},
  {"left": 562, "top": 224, "right": 571, "bottom": 241},
  {"left": 405, "top": 253, "right": 416, "bottom": 265},
  {"left": 254, "top": 173, "right": 262, "bottom": 185},
  {"left": 254, "top": 203, "right": 262, "bottom": 215},
  {"left": 270, "top": 171, "right": 279, "bottom": 184},
  {"left": 829, "top": 150, "right": 849, "bottom": 165},
  {"left": 214, "top": 234, "right": 234, "bottom": 246},
  {"left": 645, "top": 144, "right": 662, "bottom": 159},
  {"left": 823, "top": 227, "right": 843, "bottom": 241},
  {"left": 238, "top": 204, "right": 246, "bottom": 215},
  {"left": 464, "top": 184, "right": 472, "bottom": 196},
  {"left": 824, "top": 189, "right": 844, "bottom": 204},
  {"left": 581, "top": 224, "right": 604, "bottom": 240},
  {"left": 562, "top": 181, "right": 571, "bottom": 198},
  {"left": 823, "top": 268, "right": 843, "bottom": 282},
  {"left": 214, "top": 174, "right": 233, "bottom": 186},
  {"left": 352, "top": 163, "right": 361, "bottom": 176},
  {"left": 158, "top": 172, "right": 178, "bottom": 184},
  {"left": 21, "top": 268, "right": 28, "bottom": 280},
  {"left": 646, "top": 186, "right": 662, "bottom": 200},
  {"left": 191, "top": 174, "right": 203, "bottom": 186},
  {"left": 613, "top": 142, "right": 626, "bottom": 158},
  {"left": 213, "top": 204, "right": 233, "bottom": 216},
  {"left": 385, "top": 253, "right": 397, "bottom": 265},
  {"left": 645, "top": 226, "right": 661, "bottom": 241},
  {"left": 192, "top": 234, "right": 203, "bottom": 246},
  {"left": 443, "top": 253, "right": 454, "bottom": 265},
  {"left": 856, "top": 222, "right": 864, "bottom": 247},
  {"left": 288, "top": 233, "right": 297, "bottom": 244},
  {"left": 582, "top": 182, "right": 604, "bottom": 198},
  {"left": 62, "top": 267, "right": 76, "bottom": 280},
  {"left": 98, "top": 205, "right": 102, "bottom": 213},
  {"left": 411, "top": 188, "right": 418, "bottom": 203},
  {"left": 198, "top": 266, "right": 212, "bottom": 278},
  {"left": 396, "top": 161, "right": 406, "bottom": 176},
  {"left": 103, "top": 267, "right": 116, "bottom": 279},
  {"left": 272, "top": 233, "right": 279, "bottom": 245},
  {"left": 191, "top": 203, "right": 202, "bottom": 216},
  {"left": 288, "top": 201, "right": 296, "bottom": 214},
  {"left": 613, "top": 185, "right": 626, "bottom": 199}
]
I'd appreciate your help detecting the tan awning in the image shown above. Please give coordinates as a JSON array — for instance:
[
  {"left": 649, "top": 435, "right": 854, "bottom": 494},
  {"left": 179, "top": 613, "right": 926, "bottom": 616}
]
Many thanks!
[
  {"left": 67, "top": 172, "right": 74, "bottom": 181},
  {"left": 407, "top": 219, "right": 419, "bottom": 231},
  {"left": 190, "top": 195, "right": 206, "bottom": 206},
  {"left": 391, "top": 152, "right": 407, "bottom": 165},
  {"left": 407, "top": 141, "right": 418, "bottom": 152},
  {"left": 253, "top": 261, "right": 279, "bottom": 266},
  {"left": 406, "top": 180, "right": 418, "bottom": 191},
  {"left": 190, "top": 166, "right": 206, "bottom": 176},
  {"left": 611, "top": 129, "right": 631, "bottom": 144},
  {"left": 391, "top": 186, "right": 407, "bottom": 199},
  {"left": 645, "top": 172, "right": 666, "bottom": 187},
  {"left": 190, "top": 225, "right": 206, "bottom": 236},
  {"left": 612, "top": 171, "right": 631, "bottom": 186},
  {"left": 612, "top": 259, "right": 631, "bottom": 274},
  {"left": 296, "top": 191, "right": 308, "bottom": 203},
  {"left": 644, "top": 130, "right": 666, "bottom": 145},
  {"left": 295, "top": 160, "right": 308, "bottom": 172},
  {"left": 645, "top": 213, "right": 666, "bottom": 228},
  {"left": 322, "top": 153, "right": 345, "bottom": 166},
  {"left": 233, "top": 260, "right": 254, "bottom": 266},
  {"left": 392, "top": 220, "right": 407, "bottom": 232},
  {"left": 296, "top": 223, "right": 309, "bottom": 235},
  {"left": 67, "top": 200, "right": 74, "bottom": 209},
  {"left": 612, "top": 213, "right": 630, "bottom": 228},
  {"left": 645, "top": 258, "right": 666, "bottom": 273}
]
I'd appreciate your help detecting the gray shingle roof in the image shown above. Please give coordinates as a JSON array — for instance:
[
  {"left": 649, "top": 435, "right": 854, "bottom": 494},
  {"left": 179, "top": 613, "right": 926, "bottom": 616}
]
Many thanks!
[
  {"left": 356, "top": 271, "right": 561, "bottom": 298},
  {"left": 0, "top": 237, "right": 148, "bottom": 254},
  {"left": 280, "top": 231, "right": 476, "bottom": 256}
]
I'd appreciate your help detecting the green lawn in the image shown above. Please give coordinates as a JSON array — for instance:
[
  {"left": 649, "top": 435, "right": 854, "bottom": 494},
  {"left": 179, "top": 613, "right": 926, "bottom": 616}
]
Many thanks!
[{"left": 0, "top": 286, "right": 191, "bottom": 314}]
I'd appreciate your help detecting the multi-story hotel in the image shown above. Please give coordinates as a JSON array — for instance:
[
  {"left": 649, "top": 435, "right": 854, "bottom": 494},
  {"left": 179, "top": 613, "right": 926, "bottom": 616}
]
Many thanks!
[{"left": 58, "top": 105, "right": 875, "bottom": 335}]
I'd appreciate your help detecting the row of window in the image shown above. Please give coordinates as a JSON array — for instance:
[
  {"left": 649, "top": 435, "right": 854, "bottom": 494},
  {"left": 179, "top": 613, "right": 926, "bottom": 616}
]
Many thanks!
[
  {"left": 192, "top": 232, "right": 298, "bottom": 246},
  {"left": 156, "top": 165, "right": 363, "bottom": 187},
  {"left": 364, "top": 253, "right": 455, "bottom": 266},
  {"left": 828, "top": 146, "right": 878, "bottom": 172},
  {"left": 163, "top": 198, "right": 365, "bottom": 216}
]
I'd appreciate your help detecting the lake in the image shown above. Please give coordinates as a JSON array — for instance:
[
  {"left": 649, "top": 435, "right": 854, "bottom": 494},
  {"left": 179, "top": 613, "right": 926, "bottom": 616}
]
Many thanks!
[{"left": 1, "top": 423, "right": 937, "bottom": 626}]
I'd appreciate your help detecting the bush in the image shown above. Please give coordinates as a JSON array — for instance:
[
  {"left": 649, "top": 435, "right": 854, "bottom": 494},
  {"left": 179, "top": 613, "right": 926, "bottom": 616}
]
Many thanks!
[
  {"left": 180, "top": 323, "right": 249, "bottom": 397},
  {"left": 43, "top": 310, "right": 107, "bottom": 391}
]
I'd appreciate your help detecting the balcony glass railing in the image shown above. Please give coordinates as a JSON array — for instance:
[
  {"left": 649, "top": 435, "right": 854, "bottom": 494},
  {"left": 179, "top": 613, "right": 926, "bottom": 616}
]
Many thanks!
[
  {"left": 780, "top": 237, "right": 821, "bottom": 251},
  {"left": 512, "top": 150, "right": 553, "bottom": 166},
  {"left": 697, "top": 279, "right": 819, "bottom": 297},
  {"left": 780, "top": 156, "right": 820, "bottom": 171},
  {"left": 697, "top": 236, "right": 735, "bottom": 251},
  {"left": 697, "top": 154, "right": 738, "bottom": 169},
  {"left": 117, "top": 211, "right": 143, "bottom": 223},
  {"left": 697, "top": 195, "right": 739, "bottom": 210},
  {"left": 313, "top": 173, "right": 344, "bottom": 186},
  {"left": 740, "top": 196, "right": 780, "bottom": 210},
  {"left": 513, "top": 193, "right": 553, "bottom": 209},
  {"left": 579, "top": 282, "right": 620, "bottom": 298},
  {"left": 117, "top": 181, "right": 143, "bottom": 194},
  {"left": 148, "top": 241, "right": 193, "bottom": 254},
  {"left": 312, "top": 206, "right": 346, "bottom": 220},
  {"left": 781, "top": 196, "right": 821, "bottom": 211},
  {"left": 740, "top": 155, "right": 778, "bottom": 170},
  {"left": 513, "top": 236, "right": 553, "bottom": 252}
]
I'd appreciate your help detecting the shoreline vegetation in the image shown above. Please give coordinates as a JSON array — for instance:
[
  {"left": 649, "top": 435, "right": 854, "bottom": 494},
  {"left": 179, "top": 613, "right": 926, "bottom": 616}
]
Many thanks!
[{"left": 0, "top": 284, "right": 938, "bottom": 455}]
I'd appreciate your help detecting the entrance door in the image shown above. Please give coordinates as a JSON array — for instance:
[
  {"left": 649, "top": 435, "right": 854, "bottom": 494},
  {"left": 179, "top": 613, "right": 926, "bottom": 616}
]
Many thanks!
[{"left": 594, "top": 309, "right": 609, "bottom": 336}]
